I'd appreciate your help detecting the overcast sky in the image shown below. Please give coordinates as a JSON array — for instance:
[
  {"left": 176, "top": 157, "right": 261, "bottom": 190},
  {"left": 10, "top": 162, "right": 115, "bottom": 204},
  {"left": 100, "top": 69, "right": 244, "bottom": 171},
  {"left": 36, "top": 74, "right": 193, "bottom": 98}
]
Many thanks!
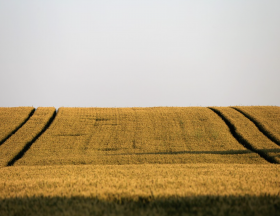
[{"left": 0, "top": 0, "right": 279, "bottom": 108}]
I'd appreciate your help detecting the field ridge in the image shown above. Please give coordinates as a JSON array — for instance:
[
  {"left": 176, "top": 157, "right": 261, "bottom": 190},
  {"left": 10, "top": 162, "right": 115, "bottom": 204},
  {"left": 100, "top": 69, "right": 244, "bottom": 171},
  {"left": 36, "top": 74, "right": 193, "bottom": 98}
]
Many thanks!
[
  {"left": 232, "top": 107, "right": 280, "bottom": 146},
  {"left": 7, "top": 108, "right": 57, "bottom": 166},
  {"left": 208, "top": 107, "right": 278, "bottom": 164},
  {"left": 0, "top": 108, "right": 35, "bottom": 146}
]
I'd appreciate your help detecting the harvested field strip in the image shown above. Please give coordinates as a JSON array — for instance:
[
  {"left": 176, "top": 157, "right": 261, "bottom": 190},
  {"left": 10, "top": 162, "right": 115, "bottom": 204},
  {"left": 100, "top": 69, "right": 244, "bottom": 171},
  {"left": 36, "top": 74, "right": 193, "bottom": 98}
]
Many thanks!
[
  {"left": 210, "top": 107, "right": 280, "bottom": 163},
  {"left": 15, "top": 107, "right": 266, "bottom": 166},
  {"left": 0, "top": 107, "right": 56, "bottom": 167},
  {"left": 233, "top": 106, "right": 280, "bottom": 146},
  {"left": 0, "top": 164, "right": 279, "bottom": 215},
  {"left": 0, "top": 107, "right": 35, "bottom": 145}
]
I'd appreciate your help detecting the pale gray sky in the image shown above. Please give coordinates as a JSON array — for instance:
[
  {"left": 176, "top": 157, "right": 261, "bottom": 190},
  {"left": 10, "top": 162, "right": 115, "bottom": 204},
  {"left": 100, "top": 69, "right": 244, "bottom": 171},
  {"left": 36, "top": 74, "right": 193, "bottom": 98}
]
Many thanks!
[{"left": 0, "top": 0, "right": 279, "bottom": 108}]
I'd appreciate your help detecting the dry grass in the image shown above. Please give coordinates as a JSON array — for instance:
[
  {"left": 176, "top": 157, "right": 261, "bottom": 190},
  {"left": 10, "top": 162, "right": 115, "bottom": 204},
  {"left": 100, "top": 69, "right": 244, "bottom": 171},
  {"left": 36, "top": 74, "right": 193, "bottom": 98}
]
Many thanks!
[
  {"left": 233, "top": 106, "right": 280, "bottom": 145},
  {"left": 0, "top": 107, "right": 34, "bottom": 144},
  {"left": 210, "top": 107, "right": 280, "bottom": 163},
  {"left": 0, "top": 107, "right": 56, "bottom": 167},
  {"left": 15, "top": 107, "right": 266, "bottom": 166},
  {"left": 0, "top": 164, "right": 279, "bottom": 215}
]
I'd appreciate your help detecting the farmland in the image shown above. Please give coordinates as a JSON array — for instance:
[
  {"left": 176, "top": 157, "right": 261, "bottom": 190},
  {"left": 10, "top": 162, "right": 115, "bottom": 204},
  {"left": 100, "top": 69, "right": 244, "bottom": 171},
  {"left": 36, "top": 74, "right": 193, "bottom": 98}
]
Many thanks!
[
  {"left": 0, "top": 107, "right": 34, "bottom": 144},
  {"left": 0, "top": 107, "right": 56, "bottom": 167},
  {"left": 233, "top": 106, "right": 280, "bottom": 145},
  {"left": 210, "top": 107, "right": 280, "bottom": 163},
  {"left": 0, "top": 106, "right": 279, "bottom": 215},
  {"left": 15, "top": 107, "right": 266, "bottom": 166},
  {"left": 1, "top": 164, "right": 279, "bottom": 215}
]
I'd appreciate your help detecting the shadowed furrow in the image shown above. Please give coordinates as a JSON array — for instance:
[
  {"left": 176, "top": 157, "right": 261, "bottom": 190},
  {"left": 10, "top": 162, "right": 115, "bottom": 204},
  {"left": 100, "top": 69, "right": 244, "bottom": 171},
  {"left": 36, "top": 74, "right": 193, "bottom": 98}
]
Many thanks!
[
  {"left": 1, "top": 195, "right": 279, "bottom": 216},
  {"left": 0, "top": 107, "right": 56, "bottom": 167},
  {"left": 0, "top": 107, "right": 35, "bottom": 145},
  {"left": 209, "top": 107, "right": 280, "bottom": 163}
]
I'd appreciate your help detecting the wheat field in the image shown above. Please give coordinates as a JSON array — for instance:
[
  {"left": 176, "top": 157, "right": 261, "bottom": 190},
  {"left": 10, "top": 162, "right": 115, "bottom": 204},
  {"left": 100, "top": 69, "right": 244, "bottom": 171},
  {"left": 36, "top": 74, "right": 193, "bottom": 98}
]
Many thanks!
[
  {"left": 210, "top": 107, "right": 280, "bottom": 163},
  {"left": 233, "top": 106, "right": 280, "bottom": 145},
  {"left": 0, "top": 107, "right": 55, "bottom": 167},
  {"left": 0, "top": 164, "right": 279, "bottom": 215},
  {"left": 0, "top": 107, "right": 34, "bottom": 144},
  {"left": 0, "top": 106, "right": 279, "bottom": 215},
  {"left": 14, "top": 107, "right": 266, "bottom": 166}
]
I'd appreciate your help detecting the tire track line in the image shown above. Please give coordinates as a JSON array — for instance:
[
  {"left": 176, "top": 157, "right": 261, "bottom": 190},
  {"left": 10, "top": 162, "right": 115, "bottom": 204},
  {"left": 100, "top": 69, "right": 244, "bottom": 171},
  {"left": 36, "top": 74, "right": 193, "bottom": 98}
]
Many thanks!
[
  {"left": 208, "top": 107, "right": 277, "bottom": 164},
  {"left": 7, "top": 109, "right": 57, "bottom": 166},
  {"left": 0, "top": 108, "right": 35, "bottom": 146},
  {"left": 232, "top": 107, "right": 280, "bottom": 147}
]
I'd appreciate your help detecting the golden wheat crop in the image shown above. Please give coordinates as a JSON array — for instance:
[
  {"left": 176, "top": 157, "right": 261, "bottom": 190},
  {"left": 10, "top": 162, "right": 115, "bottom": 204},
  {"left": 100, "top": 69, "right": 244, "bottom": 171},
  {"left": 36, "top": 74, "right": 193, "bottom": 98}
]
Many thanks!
[
  {"left": 0, "top": 107, "right": 56, "bottom": 167},
  {"left": 14, "top": 107, "right": 266, "bottom": 166},
  {"left": 1, "top": 106, "right": 280, "bottom": 215},
  {"left": 0, "top": 164, "right": 279, "bottom": 215},
  {"left": 210, "top": 107, "right": 280, "bottom": 163},
  {"left": 0, "top": 107, "right": 34, "bottom": 144},
  {"left": 233, "top": 106, "right": 280, "bottom": 145},
  {"left": 2, "top": 164, "right": 279, "bottom": 198}
]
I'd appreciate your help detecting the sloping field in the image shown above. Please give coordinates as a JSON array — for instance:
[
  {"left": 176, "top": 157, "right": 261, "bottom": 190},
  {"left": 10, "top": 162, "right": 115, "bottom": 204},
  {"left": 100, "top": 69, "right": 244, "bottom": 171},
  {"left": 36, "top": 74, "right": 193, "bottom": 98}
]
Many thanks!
[
  {"left": 233, "top": 106, "right": 280, "bottom": 145},
  {"left": 0, "top": 107, "right": 34, "bottom": 144},
  {"left": 0, "top": 108, "right": 56, "bottom": 167},
  {"left": 1, "top": 106, "right": 280, "bottom": 215},
  {"left": 14, "top": 107, "right": 266, "bottom": 166},
  {"left": 210, "top": 107, "right": 280, "bottom": 163},
  {"left": 0, "top": 164, "right": 279, "bottom": 216}
]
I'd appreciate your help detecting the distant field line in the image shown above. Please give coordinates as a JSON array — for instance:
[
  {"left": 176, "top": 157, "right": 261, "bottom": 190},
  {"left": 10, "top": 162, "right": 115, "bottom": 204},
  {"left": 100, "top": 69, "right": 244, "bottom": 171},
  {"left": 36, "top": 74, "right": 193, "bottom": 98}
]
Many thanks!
[
  {"left": 232, "top": 107, "right": 280, "bottom": 147},
  {"left": 208, "top": 107, "right": 278, "bottom": 164},
  {"left": 106, "top": 149, "right": 254, "bottom": 156},
  {"left": 0, "top": 108, "right": 35, "bottom": 146}
]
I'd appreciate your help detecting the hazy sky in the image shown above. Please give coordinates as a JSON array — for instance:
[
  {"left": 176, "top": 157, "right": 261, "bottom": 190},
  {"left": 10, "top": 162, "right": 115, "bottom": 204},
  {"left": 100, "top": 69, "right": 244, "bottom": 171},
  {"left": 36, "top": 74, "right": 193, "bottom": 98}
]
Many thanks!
[{"left": 0, "top": 0, "right": 279, "bottom": 108}]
